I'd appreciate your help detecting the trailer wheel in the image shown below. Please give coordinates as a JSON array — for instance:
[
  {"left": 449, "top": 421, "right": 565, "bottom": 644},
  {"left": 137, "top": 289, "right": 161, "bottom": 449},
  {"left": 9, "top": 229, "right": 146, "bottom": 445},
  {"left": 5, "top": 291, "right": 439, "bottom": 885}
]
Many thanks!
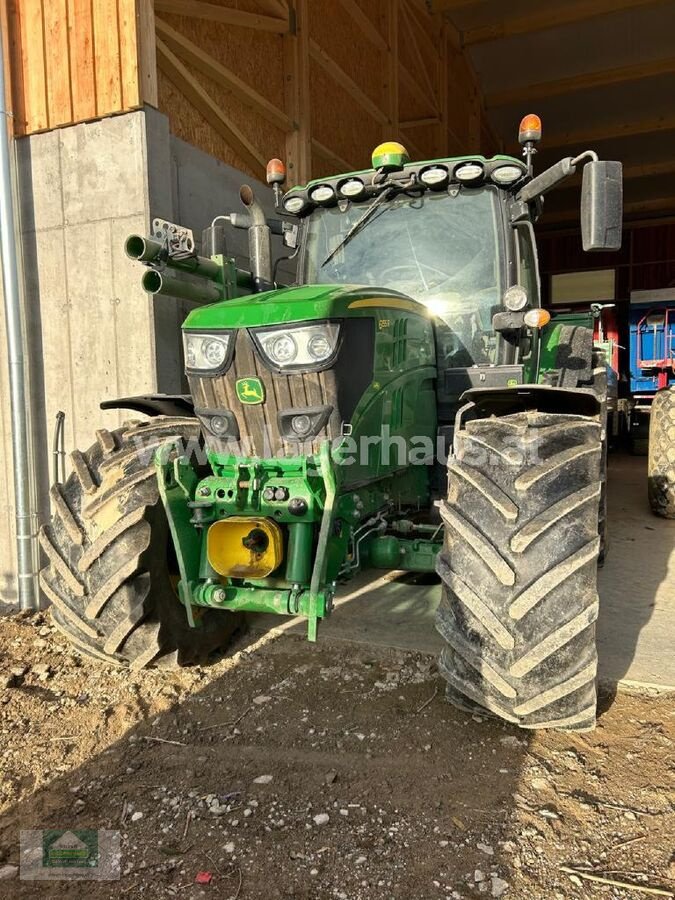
[
  {"left": 648, "top": 387, "right": 675, "bottom": 519},
  {"left": 39, "top": 417, "right": 242, "bottom": 668},
  {"left": 436, "top": 411, "right": 602, "bottom": 730}
]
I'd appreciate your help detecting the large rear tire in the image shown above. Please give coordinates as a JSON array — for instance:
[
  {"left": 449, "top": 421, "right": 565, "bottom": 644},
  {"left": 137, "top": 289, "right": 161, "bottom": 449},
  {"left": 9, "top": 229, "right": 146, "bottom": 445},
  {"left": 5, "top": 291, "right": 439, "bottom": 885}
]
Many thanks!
[
  {"left": 648, "top": 387, "right": 675, "bottom": 519},
  {"left": 436, "top": 411, "right": 602, "bottom": 730},
  {"left": 39, "top": 417, "right": 242, "bottom": 668}
]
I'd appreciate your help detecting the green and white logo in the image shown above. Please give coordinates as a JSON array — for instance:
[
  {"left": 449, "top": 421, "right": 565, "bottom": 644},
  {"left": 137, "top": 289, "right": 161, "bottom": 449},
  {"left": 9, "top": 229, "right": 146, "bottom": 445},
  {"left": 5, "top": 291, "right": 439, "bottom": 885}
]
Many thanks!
[
  {"left": 236, "top": 377, "right": 265, "bottom": 405},
  {"left": 43, "top": 830, "right": 96, "bottom": 868},
  {"left": 21, "top": 828, "right": 120, "bottom": 881}
]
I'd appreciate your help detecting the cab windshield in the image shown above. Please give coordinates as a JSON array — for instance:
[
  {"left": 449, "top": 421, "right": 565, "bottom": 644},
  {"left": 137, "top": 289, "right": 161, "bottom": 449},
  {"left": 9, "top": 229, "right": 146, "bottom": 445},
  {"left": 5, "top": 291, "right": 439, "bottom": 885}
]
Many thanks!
[{"left": 302, "top": 186, "right": 503, "bottom": 366}]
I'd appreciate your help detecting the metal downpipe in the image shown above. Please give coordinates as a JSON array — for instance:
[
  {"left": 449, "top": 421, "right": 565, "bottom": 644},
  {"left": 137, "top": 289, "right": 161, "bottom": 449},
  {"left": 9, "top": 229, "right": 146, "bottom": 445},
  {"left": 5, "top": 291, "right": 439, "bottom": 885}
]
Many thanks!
[{"left": 0, "top": 38, "right": 39, "bottom": 610}]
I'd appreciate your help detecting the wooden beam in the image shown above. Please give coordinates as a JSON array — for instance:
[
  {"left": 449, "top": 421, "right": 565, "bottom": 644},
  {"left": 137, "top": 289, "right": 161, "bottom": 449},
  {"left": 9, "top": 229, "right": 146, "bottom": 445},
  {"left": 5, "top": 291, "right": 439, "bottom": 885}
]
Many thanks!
[
  {"left": 546, "top": 112, "right": 675, "bottom": 148},
  {"left": 311, "top": 138, "right": 355, "bottom": 174},
  {"left": 549, "top": 195, "right": 675, "bottom": 223},
  {"left": 403, "top": 0, "right": 438, "bottom": 54},
  {"left": 438, "top": 23, "right": 448, "bottom": 157},
  {"left": 398, "top": 63, "right": 438, "bottom": 116},
  {"left": 429, "top": 0, "right": 483, "bottom": 10},
  {"left": 402, "top": 133, "right": 425, "bottom": 162},
  {"left": 549, "top": 157, "right": 675, "bottom": 189},
  {"left": 464, "top": 0, "right": 669, "bottom": 46},
  {"left": 486, "top": 56, "right": 675, "bottom": 108},
  {"left": 309, "top": 38, "right": 389, "bottom": 126},
  {"left": 400, "top": 1, "right": 437, "bottom": 101},
  {"left": 156, "top": 18, "right": 292, "bottom": 132},
  {"left": 283, "top": 0, "right": 311, "bottom": 183},
  {"left": 156, "top": 37, "right": 266, "bottom": 175},
  {"left": 154, "top": 0, "right": 289, "bottom": 32},
  {"left": 386, "top": 0, "right": 399, "bottom": 140},
  {"left": 623, "top": 158, "right": 675, "bottom": 179},
  {"left": 137, "top": 0, "right": 158, "bottom": 107},
  {"left": 401, "top": 116, "right": 440, "bottom": 128},
  {"left": 255, "top": 0, "right": 288, "bottom": 17},
  {"left": 338, "top": 0, "right": 389, "bottom": 52}
]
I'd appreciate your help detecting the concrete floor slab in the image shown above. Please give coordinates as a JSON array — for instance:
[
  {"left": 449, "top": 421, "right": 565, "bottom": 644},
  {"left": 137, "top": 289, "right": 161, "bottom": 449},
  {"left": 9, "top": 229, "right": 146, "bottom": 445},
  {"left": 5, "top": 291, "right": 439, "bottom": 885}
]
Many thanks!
[{"left": 256, "top": 454, "right": 675, "bottom": 691}]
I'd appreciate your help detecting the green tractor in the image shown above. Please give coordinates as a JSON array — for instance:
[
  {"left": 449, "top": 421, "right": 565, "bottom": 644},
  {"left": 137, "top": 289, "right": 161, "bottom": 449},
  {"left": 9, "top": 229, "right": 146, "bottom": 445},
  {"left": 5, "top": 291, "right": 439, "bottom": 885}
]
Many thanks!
[{"left": 40, "top": 116, "right": 623, "bottom": 730}]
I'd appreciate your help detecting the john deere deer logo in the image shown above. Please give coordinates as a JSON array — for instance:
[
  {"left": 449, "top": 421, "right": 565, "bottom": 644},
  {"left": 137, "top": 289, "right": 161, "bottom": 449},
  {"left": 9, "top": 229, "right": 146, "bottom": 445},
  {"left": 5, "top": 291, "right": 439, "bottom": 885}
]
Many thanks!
[{"left": 236, "top": 377, "right": 265, "bottom": 405}]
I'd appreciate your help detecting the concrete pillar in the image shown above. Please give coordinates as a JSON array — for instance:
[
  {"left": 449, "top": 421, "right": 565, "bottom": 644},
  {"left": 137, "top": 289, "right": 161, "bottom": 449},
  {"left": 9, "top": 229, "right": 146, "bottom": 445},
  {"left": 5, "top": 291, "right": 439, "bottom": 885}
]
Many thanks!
[{"left": 0, "top": 107, "right": 289, "bottom": 604}]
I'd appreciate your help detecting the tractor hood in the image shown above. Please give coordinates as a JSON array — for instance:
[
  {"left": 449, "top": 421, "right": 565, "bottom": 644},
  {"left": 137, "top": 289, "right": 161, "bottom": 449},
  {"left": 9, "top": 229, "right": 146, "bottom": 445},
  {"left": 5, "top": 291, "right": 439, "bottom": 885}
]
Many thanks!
[{"left": 182, "top": 283, "right": 427, "bottom": 332}]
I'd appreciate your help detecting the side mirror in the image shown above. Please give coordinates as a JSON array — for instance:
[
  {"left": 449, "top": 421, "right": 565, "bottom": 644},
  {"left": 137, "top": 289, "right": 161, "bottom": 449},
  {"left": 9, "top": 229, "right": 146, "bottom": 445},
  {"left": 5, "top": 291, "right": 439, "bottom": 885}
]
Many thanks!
[{"left": 581, "top": 161, "right": 623, "bottom": 252}]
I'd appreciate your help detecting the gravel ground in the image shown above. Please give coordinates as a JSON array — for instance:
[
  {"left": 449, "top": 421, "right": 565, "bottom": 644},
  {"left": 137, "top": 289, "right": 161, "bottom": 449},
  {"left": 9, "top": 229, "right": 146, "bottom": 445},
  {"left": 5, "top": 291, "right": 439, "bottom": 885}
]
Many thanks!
[{"left": 0, "top": 611, "right": 673, "bottom": 899}]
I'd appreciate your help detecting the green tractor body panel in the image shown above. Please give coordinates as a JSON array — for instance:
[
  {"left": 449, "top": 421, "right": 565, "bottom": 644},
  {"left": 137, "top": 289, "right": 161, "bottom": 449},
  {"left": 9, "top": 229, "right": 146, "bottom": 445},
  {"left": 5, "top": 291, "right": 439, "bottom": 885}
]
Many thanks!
[{"left": 171, "top": 283, "right": 439, "bottom": 638}]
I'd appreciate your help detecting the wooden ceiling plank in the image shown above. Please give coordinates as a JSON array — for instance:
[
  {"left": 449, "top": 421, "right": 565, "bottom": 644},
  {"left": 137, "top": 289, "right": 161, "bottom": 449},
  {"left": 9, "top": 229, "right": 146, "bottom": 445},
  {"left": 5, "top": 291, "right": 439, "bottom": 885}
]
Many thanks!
[
  {"left": 154, "top": 0, "right": 289, "bottom": 33},
  {"left": 338, "top": 0, "right": 389, "bottom": 52},
  {"left": 487, "top": 56, "right": 675, "bottom": 108},
  {"left": 156, "top": 18, "right": 292, "bottom": 132},
  {"left": 546, "top": 112, "right": 675, "bottom": 148},
  {"left": 309, "top": 38, "right": 389, "bottom": 126},
  {"left": 156, "top": 37, "right": 266, "bottom": 174},
  {"left": 464, "top": 0, "right": 669, "bottom": 46}
]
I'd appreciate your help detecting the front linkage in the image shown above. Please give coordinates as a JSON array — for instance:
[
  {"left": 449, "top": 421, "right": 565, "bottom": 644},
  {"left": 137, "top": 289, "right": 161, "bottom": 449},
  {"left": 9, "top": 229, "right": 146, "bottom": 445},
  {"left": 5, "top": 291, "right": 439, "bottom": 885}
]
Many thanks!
[{"left": 155, "top": 439, "right": 441, "bottom": 641}]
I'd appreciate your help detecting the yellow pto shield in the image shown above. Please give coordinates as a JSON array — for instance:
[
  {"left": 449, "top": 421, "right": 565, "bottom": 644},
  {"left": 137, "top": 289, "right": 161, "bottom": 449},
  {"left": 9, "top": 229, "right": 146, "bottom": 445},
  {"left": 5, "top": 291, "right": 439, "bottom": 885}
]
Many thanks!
[{"left": 207, "top": 517, "right": 283, "bottom": 578}]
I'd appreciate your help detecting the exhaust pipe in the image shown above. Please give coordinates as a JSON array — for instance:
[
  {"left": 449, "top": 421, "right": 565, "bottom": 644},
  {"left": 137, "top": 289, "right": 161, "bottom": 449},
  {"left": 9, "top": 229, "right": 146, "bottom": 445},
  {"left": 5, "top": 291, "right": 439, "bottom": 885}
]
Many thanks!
[
  {"left": 142, "top": 269, "right": 221, "bottom": 304},
  {"left": 239, "top": 185, "right": 273, "bottom": 292}
]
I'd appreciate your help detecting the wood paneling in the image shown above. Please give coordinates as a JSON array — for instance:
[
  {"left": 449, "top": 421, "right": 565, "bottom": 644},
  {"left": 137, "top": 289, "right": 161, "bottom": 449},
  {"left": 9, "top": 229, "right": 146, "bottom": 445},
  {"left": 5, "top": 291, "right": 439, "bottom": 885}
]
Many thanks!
[
  {"left": 154, "top": 0, "right": 496, "bottom": 182},
  {"left": 6, "top": 0, "right": 152, "bottom": 134},
  {"left": 5, "top": 0, "right": 494, "bottom": 180}
]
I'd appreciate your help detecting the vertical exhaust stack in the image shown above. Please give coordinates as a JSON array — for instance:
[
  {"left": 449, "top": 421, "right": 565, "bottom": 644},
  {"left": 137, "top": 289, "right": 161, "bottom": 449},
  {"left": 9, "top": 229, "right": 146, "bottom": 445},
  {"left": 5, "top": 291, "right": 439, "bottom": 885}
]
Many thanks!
[{"left": 239, "top": 185, "right": 274, "bottom": 293}]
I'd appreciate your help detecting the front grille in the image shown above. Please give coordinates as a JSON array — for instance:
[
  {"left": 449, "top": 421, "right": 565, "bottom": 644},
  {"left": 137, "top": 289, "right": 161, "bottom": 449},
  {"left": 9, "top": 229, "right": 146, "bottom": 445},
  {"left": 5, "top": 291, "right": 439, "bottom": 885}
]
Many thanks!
[{"left": 189, "top": 329, "right": 342, "bottom": 456}]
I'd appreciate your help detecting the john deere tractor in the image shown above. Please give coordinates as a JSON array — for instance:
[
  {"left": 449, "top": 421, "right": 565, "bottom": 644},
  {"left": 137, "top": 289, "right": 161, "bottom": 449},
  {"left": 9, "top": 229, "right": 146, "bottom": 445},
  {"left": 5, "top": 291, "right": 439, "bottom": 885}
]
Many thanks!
[{"left": 40, "top": 116, "right": 623, "bottom": 730}]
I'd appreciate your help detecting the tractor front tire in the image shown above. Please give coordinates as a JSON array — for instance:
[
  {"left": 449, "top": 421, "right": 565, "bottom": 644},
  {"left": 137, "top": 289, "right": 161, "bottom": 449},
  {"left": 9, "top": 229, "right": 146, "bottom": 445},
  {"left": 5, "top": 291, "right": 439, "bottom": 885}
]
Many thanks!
[
  {"left": 648, "top": 387, "right": 675, "bottom": 518},
  {"left": 39, "top": 417, "right": 242, "bottom": 668},
  {"left": 436, "top": 411, "right": 602, "bottom": 730}
]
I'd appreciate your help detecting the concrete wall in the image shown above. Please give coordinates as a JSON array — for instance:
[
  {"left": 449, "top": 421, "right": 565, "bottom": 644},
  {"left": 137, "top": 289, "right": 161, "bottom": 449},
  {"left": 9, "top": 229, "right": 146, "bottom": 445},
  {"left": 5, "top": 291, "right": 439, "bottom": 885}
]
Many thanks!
[{"left": 0, "top": 107, "right": 289, "bottom": 603}]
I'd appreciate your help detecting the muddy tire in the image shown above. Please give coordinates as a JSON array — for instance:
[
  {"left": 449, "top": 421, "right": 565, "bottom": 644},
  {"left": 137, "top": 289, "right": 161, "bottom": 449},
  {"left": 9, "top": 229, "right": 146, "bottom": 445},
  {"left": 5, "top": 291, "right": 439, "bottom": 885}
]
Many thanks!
[
  {"left": 39, "top": 417, "right": 242, "bottom": 668},
  {"left": 648, "top": 388, "right": 675, "bottom": 518},
  {"left": 436, "top": 411, "right": 602, "bottom": 731}
]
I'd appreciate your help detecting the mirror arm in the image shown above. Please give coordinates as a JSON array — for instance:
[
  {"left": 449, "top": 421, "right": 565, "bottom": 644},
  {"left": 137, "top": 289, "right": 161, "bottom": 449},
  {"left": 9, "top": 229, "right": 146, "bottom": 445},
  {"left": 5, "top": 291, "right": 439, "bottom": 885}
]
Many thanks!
[
  {"left": 570, "top": 150, "right": 599, "bottom": 166},
  {"left": 517, "top": 157, "right": 576, "bottom": 203}
]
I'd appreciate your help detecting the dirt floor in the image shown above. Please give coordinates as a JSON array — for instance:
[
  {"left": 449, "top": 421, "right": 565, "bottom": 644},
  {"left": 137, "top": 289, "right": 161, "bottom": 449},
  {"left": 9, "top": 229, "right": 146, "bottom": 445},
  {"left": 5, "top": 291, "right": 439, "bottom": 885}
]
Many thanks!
[{"left": 0, "top": 612, "right": 673, "bottom": 899}]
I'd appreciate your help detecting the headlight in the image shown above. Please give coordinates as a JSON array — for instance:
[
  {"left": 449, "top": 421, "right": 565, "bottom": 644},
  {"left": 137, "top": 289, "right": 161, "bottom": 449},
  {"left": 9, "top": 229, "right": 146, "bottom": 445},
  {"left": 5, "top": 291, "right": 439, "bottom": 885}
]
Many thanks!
[
  {"left": 283, "top": 194, "right": 306, "bottom": 214},
  {"left": 492, "top": 164, "right": 524, "bottom": 185},
  {"left": 420, "top": 166, "right": 448, "bottom": 187},
  {"left": 454, "top": 162, "right": 484, "bottom": 183},
  {"left": 254, "top": 322, "right": 341, "bottom": 371},
  {"left": 339, "top": 178, "right": 365, "bottom": 198},
  {"left": 183, "top": 332, "right": 232, "bottom": 372},
  {"left": 309, "top": 184, "right": 335, "bottom": 204},
  {"left": 504, "top": 285, "right": 528, "bottom": 312},
  {"left": 269, "top": 333, "right": 298, "bottom": 365}
]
